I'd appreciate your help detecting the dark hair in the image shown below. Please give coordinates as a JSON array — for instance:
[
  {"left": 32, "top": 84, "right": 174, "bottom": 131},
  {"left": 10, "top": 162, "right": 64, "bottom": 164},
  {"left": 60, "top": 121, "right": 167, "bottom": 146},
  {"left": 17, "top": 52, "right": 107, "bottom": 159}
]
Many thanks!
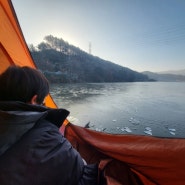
[{"left": 0, "top": 66, "right": 49, "bottom": 104}]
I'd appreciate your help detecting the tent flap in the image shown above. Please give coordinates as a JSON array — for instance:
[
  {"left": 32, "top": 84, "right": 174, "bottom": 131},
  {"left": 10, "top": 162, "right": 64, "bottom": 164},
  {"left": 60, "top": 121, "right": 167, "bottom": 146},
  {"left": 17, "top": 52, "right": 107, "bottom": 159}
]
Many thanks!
[{"left": 64, "top": 123, "right": 185, "bottom": 185}]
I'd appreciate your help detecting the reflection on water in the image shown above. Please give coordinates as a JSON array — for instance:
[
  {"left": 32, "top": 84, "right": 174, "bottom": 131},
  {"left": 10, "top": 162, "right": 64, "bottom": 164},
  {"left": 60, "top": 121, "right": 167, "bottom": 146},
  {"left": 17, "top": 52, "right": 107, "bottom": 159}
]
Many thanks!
[{"left": 50, "top": 82, "right": 185, "bottom": 138}]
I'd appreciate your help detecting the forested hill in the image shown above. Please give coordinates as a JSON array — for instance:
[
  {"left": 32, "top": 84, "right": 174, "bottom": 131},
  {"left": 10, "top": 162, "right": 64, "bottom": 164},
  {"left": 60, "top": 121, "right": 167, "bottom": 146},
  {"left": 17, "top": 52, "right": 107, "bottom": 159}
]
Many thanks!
[{"left": 30, "top": 35, "right": 151, "bottom": 83}]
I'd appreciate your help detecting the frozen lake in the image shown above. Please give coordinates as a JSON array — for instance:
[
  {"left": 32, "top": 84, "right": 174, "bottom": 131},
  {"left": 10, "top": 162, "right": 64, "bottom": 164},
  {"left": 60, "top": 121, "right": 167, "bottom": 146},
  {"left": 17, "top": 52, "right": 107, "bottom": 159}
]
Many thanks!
[{"left": 50, "top": 82, "right": 185, "bottom": 138}]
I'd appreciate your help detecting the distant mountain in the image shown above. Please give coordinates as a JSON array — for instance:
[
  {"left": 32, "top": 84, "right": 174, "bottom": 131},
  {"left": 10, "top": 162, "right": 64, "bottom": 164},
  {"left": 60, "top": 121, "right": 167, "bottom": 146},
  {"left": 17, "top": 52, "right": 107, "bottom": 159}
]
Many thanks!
[
  {"left": 30, "top": 35, "right": 152, "bottom": 83},
  {"left": 157, "top": 69, "right": 185, "bottom": 76},
  {"left": 142, "top": 71, "right": 185, "bottom": 82}
]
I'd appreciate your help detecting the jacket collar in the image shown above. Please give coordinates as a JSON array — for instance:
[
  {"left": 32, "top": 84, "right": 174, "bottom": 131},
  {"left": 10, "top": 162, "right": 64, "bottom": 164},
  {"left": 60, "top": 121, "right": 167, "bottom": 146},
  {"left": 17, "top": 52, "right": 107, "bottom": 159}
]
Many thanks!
[
  {"left": 0, "top": 101, "right": 70, "bottom": 127},
  {"left": 0, "top": 101, "right": 70, "bottom": 156}
]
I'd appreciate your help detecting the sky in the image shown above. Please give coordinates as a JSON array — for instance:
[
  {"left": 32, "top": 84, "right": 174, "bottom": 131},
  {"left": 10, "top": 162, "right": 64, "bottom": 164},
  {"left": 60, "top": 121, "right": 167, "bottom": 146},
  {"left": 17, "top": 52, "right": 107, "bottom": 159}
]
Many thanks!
[{"left": 12, "top": 0, "right": 185, "bottom": 72}]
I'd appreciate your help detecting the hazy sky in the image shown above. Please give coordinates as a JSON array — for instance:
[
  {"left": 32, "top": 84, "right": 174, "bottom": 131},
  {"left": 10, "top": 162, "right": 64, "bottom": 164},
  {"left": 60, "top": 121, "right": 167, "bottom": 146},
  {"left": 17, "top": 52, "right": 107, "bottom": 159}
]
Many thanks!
[{"left": 12, "top": 0, "right": 185, "bottom": 72}]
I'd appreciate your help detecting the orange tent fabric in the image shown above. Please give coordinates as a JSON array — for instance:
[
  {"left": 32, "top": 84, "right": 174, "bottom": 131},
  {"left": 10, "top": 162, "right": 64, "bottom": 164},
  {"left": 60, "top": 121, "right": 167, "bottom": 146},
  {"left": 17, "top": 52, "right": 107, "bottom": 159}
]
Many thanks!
[
  {"left": 0, "top": 0, "right": 56, "bottom": 108},
  {"left": 64, "top": 123, "right": 185, "bottom": 185},
  {"left": 1, "top": 0, "right": 185, "bottom": 184}
]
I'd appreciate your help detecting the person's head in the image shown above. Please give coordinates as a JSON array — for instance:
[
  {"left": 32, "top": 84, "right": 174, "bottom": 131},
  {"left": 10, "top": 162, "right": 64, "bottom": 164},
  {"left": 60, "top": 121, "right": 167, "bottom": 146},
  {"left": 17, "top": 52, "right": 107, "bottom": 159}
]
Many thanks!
[{"left": 0, "top": 65, "right": 49, "bottom": 105}]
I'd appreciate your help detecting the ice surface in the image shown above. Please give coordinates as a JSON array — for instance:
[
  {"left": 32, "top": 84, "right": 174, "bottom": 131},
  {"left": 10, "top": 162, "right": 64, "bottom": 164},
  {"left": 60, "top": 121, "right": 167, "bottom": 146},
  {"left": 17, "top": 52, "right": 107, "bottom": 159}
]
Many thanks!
[
  {"left": 144, "top": 127, "right": 152, "bottom": 135},
  {"left": 121, "top": 127, "right": 132, "bottom": 133}
]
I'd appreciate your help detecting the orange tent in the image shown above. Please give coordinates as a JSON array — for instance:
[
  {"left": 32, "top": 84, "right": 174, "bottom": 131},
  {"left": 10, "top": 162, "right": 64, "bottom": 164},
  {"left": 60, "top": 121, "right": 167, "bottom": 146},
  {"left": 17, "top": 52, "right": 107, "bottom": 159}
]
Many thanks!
[
  {"left": 0, "top": 0, "right": 56, "bottom": 108},
  {"left": 1, "top": 1, "right": 185, "bottom": 184}
]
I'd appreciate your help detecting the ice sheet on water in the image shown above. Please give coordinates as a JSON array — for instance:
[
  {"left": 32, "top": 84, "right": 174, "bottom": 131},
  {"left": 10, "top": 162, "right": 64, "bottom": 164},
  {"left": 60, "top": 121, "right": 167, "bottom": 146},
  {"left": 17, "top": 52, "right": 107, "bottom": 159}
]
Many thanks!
[
  {"left": 168, "top": 128, "right": 176, "bottom": 135},
  {"left": 144, "top": 127, "right": 152, "bottom": 135},
  {"left": 168, "top": 128, "right": 176, "bottom": 132},
  {"left": 144, "top": 130, "right": 152, "bottom": 135},
  {"left": 95, "top": 127, "right": 106, "bottom": 132},
  {"left": 121, "top": 127, "right": 132, "bottom": 133},
  {"left": 129, "top": 117, "right": 140, "bottom": 125},
  {"left": 145, "top": 127, "right": 152, "bottom": 131},
  {"left": 67, "top": 116, "right": 80, "bottom": 125},
  {"left": 169, "top": 131, "right": 176, "bottom": 135}
]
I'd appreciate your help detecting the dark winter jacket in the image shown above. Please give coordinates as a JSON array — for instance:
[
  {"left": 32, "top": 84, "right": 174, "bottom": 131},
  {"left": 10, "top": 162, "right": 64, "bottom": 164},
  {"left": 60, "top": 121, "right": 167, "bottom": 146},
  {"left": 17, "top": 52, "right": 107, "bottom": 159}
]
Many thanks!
[{"left": 0, "top": 101, "right": 97, "bottom": 185}]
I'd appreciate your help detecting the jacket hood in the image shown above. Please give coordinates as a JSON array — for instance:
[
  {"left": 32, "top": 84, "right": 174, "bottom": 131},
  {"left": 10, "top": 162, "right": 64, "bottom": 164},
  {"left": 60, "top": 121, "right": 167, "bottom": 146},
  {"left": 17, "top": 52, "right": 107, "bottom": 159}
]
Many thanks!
[{"left": 0, "top": 101, "right": 69, "bottom": 156}]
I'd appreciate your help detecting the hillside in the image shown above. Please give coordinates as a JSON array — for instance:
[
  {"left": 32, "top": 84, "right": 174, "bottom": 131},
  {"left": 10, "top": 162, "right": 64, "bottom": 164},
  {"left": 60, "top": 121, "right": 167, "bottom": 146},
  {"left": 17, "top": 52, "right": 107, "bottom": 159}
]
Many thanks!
[{"left": 30, "top": 35, "right": 151, "bottom": 83}]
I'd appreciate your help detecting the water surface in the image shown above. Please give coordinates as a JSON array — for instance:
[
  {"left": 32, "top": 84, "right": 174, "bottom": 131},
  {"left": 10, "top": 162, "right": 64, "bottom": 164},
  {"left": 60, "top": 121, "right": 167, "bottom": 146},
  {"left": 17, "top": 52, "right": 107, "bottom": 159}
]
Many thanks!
[{"left": 50, "top": 82, "right": 185, "bottom": 138}]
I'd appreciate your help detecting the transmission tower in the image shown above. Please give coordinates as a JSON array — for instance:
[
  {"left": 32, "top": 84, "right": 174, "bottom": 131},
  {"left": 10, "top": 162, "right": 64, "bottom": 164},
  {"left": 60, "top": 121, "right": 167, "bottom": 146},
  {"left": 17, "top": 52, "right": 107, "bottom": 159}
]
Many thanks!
[{"left": 89, "top": 42, "right": 91, "bottom": 54}]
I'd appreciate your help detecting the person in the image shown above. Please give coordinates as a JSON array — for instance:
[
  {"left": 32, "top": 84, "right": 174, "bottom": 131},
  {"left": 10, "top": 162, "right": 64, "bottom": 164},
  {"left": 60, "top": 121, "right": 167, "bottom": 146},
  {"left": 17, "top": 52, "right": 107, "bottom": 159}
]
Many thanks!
[{"left": 0, "top": 65, "right": 98, "bottom": 185}]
